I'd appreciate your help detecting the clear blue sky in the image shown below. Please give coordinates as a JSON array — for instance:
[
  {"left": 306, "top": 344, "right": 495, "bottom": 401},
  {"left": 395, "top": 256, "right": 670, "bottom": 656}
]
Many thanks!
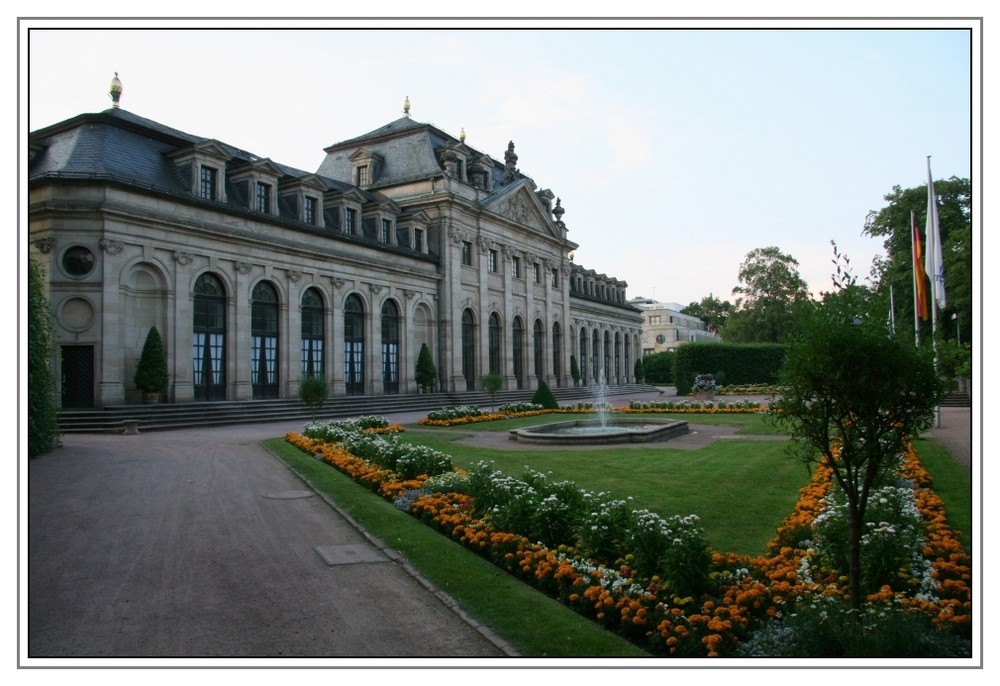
[{"left": 23, "top": 17, "right": 976, "bottom": 308}]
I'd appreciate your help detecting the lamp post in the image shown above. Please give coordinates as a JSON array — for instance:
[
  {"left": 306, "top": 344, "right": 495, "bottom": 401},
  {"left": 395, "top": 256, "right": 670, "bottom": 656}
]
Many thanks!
[{"left": 952, "top": 312, "right": 960, "bottom": 345}]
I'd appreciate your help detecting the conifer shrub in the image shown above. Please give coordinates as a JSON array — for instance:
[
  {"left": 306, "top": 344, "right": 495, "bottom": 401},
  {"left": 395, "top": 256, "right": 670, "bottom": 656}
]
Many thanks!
[{"left": 530, "top": 379, "right": 559, "bottom": 409}]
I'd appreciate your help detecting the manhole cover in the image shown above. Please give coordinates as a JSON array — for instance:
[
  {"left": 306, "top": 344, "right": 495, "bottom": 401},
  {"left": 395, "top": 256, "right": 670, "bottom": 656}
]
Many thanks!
[
  {"left": 314, "top": 544, "right": 388, "bottom": 566},
  {"left": 262, "top": 490, "right": 315, "bottom": 499}
]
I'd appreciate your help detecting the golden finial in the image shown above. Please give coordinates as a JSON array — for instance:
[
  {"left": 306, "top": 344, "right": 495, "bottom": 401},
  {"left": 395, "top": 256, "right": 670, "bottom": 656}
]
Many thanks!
[
  {"left": 109, "top": 72, "right": 123, "bottom": 108},
  {"left": 459, "top": 127, "right": 466, "bottom": 143},
  {"left": 403, "top": 95, "right": 410, "bottom": 117}
]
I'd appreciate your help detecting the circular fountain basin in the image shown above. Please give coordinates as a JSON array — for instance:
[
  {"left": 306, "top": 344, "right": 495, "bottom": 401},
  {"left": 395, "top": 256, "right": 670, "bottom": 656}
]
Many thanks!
[{"left": 508, "top": 418, "right": 689, "bottom": 445}]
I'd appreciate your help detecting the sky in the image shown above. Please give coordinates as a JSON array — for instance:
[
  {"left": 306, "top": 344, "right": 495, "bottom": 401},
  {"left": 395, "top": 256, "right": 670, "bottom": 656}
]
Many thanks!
[{"left": 22, "top": 17, "right": 976, "bottom": 309}]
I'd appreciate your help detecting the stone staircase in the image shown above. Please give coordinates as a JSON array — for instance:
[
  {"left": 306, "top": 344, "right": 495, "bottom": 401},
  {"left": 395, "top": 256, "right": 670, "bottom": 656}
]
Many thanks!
[
  {"left": 58, "top": 384, "right": 660, "bottom": 434},
  {"left": 940, "top": 388, "right": 971, "bottom": 408}
]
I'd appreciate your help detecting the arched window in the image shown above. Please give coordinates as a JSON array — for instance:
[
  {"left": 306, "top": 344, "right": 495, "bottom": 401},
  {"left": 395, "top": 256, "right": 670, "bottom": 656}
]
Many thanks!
[
  {"left": 533, "top": 319, "right": 545, "bottom": 383},
  {"left": 592, "top": 330, "right": 600, "bottom": 383},
  {"left": 381, "top": 299, "right": 400, "bottom": 394},
  {"left": 251, "top": 281, "right": 279, "bottom": 399},
  {"left": 193, "top": 273, "right": 226, "bottom": 401},
  {"left": 578, "top": 327, "right": 588, "bottom": 386},
  {"left": 301, "top": 288, "right": 325, "bottom": 378},
  {"left": 552, "top": 321, "right": 562, "bottom": 387},
  {"left": 614, "top": 332, "right": 622, "bottom": 385},
  {"left": 462, "top": 309, "right": 476, "bottom": 391},
  {"left": 604, "top": 331, "right": 612, "bottom": 384},
  {"left": 488, "top": 313, "right": 502, "bottom": 377},
  {"left": 344, "top": 294, "right": 365, "bottom": 396},
  {"left": 512, "top": 316, "right": 524, "bottom": 390},
  {"left": 624, "top": 333, "right": 631, "bottom": 383}
]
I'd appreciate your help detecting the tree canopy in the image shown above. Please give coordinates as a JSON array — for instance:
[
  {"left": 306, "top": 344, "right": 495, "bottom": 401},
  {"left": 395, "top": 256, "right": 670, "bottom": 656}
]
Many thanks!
[
  {"left": 863, "top": 176, "right": 971, "bottom": 347},
  {"left": 725, "top": 246, "right": 809, "bottom": 344},
  {"left": 681, "top": 294, "right": 733, "bottom": 335}
]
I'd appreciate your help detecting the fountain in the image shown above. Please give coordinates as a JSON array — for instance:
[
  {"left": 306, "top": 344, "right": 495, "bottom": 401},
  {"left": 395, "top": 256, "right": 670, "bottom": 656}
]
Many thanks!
[{"left": 508, "top": 371, "right": 689, "bottom": 445}]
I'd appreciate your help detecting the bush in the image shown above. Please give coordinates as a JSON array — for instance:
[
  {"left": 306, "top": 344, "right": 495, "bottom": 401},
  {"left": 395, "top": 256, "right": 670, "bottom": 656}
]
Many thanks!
[
  {"left": 415, "top": 343, "right": 438, "bottom": 390},
  {"left": 134, "top": 326, "right": 169, "bottom": 394},
  {"left": 570, "top": 355, "right": 581, "bottom": 384},
  {"left": 531, "top": 379, "right": 559, "bottom": 409},
  {"left": 641, "top": 351, "right": 674, "bottom": 384},
  {"left": 633, "top": 357, "right": 645, "bottom": 382},
  {"left": 28, "top": 256, "right": 60, "bottom": 457}
]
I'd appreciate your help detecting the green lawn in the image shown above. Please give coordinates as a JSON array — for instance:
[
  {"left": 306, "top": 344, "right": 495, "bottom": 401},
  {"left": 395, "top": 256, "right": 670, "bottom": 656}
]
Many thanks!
[{"left": 402, "top": 414, "right": 803, "bottom": 556}]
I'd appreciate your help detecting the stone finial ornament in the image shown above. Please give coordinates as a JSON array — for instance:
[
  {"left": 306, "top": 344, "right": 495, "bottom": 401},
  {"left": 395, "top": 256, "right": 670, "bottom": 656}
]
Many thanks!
[
  {"left": 109, "top": 72, "right": 123, "bottom": 108},
  {"left": 403, "top": 96, "right": 410, "bottom": 117}
]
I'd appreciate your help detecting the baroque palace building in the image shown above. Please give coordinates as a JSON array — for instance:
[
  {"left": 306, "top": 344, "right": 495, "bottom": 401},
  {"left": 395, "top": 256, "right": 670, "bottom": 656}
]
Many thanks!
[{"left": 28, "top": 79, "right": 643, "bottom": 408}]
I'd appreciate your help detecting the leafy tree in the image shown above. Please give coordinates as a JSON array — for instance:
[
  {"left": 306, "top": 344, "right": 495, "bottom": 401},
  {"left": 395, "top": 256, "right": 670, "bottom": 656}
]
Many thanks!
[
  {"left": 769, "top": 259, "right": 944, "bottom": 616},
  {"left": 298, "top": 374, "right": 329, "bottom": 421},
  {"left": 530, "top": 379, "right": 559, "bottom": 409},
  {"left": 725, "top": 246, "right": 810, "bottom": 344},
  {"left": 863, "top": 177, "right": 971, "bottom": 347},
  {"left": 480, "top": 373, "right": 503, "bottom": 412},
  {"left": 681, "top": 294, "right": 734, "bottom": 335},
  {"left": 415, "top": 343, "right": 438, "bottom": 391},
  {"left": 134, "top": 326, "right": 169, "bottom": 395},
  {"left": 28, "top": 256, "right": 60, "bottom": 457}
]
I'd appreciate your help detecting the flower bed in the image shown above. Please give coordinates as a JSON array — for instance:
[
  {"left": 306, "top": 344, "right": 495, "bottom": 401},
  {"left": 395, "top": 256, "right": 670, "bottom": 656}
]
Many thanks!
[
  {"left": 285, "top": 416, "right": 971, "bottom": 657},
  {"left": 624, "top": 399, "right": 762, "bottom": 414}
]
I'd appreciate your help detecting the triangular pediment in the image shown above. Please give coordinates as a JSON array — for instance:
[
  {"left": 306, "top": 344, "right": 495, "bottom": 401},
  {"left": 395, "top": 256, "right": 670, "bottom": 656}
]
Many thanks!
[{"left": 482, "top": 182, "right": 559, "bottom": 238}]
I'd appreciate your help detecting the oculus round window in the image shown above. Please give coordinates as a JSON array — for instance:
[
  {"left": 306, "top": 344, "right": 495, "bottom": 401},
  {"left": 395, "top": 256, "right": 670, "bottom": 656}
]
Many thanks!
[
  {"left": 655, "top": 334, "right": 666, "bottom": 344},
  {"left": 62, "top": 246, "right": 96, "bottom": 277}
]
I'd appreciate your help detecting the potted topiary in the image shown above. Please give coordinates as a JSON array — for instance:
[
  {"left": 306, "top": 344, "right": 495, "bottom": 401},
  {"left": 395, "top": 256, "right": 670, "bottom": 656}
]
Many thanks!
[
  {"left": 415, "top": 343, "right": 438, "bottom": 393},
  {"left": 135, "top": 326, "right": 169, "bottom": 404},
  {"left": 691, "top": 373, "right": 717, "bottom": 401}
]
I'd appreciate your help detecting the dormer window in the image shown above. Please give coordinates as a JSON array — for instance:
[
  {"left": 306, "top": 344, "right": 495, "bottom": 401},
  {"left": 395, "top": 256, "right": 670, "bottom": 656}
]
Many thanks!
[
  {"left": 414, "top": 228, "right": 425, "bottom": 253},
  {"left": 356, "top": 165, "right": 370, "bottom": 187},
  {"left": 345, "top": 208, "right": 357, "bottom": 235},
  {"left": 304, "top": 197, "right": 317, "bottom": 225},
  {"left": 200, "top": 166, "right": 218, "bottom": 200},
  {"left": 380, "top": 219, "right": 392, "bottom": 243},
  {"left": 349, "top": 148, "right": 382, "bottom": 188},
  {"left": 255, "top": 182, "right": 271, "bottom": 213}
]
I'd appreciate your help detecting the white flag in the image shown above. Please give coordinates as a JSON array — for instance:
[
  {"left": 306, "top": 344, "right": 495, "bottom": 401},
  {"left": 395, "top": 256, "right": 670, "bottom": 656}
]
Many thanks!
[{"left": 924, "top": 157, "right": 947, "bottom": 310}]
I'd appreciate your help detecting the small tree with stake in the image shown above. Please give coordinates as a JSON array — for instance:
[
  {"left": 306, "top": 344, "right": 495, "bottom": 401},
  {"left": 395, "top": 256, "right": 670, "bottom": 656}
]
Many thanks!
[
  {"left": 481, "top": 373, "right": 503, "bottom": 413},
  {"left": 769, "top": 249, "right": 943, "bottom": 618}
]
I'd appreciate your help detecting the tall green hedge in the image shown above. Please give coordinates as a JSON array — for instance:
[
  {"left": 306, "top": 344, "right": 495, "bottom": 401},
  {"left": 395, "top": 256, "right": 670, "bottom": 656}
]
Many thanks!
[
  {"left": 641, "top": 351, "right": 675, "bottom": 384},
  {"left": 29, "top": 256, "right": 60, "bottom": 457},
  {"left": 675, "top": 343, "right": 787, "bottom": 395}
]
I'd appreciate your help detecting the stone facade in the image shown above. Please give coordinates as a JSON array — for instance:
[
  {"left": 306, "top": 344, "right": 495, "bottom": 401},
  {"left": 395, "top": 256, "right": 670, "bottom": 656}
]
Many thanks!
[{"left": 29, "top": 104, "right": 643, "bottom": 407}]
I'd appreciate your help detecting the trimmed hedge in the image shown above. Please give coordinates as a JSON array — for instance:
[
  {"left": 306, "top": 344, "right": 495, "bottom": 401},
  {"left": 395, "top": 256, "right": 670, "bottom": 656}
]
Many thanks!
[
  {"left": 641, "top": 350, "right": 675, "bottom": 384},
  {"left": 675, "top": 343, "right": 787, "bottom": 395}
]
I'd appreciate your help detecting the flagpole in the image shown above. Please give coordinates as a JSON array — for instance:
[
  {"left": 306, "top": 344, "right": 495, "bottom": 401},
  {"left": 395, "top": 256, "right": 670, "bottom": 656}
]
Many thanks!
[
  {"left": 926, "top": 156, "right": 941, "bottom": 427},
  {"left": 911, "top": 210, "right": 921, "bottom": 348},
  {"left": 889, "top": 284, "right": 896, "bottom": 337}
]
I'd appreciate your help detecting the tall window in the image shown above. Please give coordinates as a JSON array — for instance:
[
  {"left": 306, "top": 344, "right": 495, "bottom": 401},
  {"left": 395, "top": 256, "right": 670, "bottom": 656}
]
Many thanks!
[
  {"left": 301, "top": 287, "right": 325, "bottom": 377},
  {"left": 533, "top": 262, "right": 541, "bottom": 284},
  {"left": 533, "top": 319, "right": 544, "bottom": 382},
  {"left": 356, "top": 165, "right": 369, "bottom": 186},
  {"left": 604, "top": 331, "right": 612, "bottom": 384},
  {"left": 488, "top": 249, "right": 498, "bottom": 273},
  {"left": 251, "top": 281, "right": 279, "bottom": 399},
  {"left": 461, "top": 241, "right": 473, "bottom": 266},
  {"left": 381, "top": 300, "right": 400, "bottom": 394},
  {"left": 552, "top": 267, "right": 560, "bottom": 288},
  {"left": 511, "top": 256, "right": 522, "bottom": 279},
  {"left": 592, "top": 330, "right": 600, "bottom": 383},
  {"left": 462, "top": 309, "right": 476, "bottom": 391},
  {"left": 381, "top": 219, "right": 392, "bottom": 243},
  {"left": 345, "top": 208, "right": 357, "bottom": 235},
  {"left": 414, "top": 228, "right": 424, "bottom": 252},
  {"left": 344, "top": 294, "right": 365, "bottom": 396},
  {"left": 578, "top": 328, "right": 588, "bottom": 386},
  {"left": 193, "top": 273, "right": 226, "bottom": 401},
  {"left": 488, "top": 313, "right": 502, "bottom": 376},
  {"left": 512, "top": 317, "right": 524, "bottom": 390},
  {"left": 614, "top": 333, "right": 622, "bottom": 385},
  {"left": 552, "top": 322, "right": 562, "bottom": 386},
  {"left": 304, "top": 197, "right": 317, "bottom": 225},
  {"left": 255, "top": 182, "right": 271, "bottom": 213},
  {"left": 199, "top": 166, "right": 217, "bottom": 200},
  {"left": 624, "top": 334, "right": 631, "bottom": 384}
]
